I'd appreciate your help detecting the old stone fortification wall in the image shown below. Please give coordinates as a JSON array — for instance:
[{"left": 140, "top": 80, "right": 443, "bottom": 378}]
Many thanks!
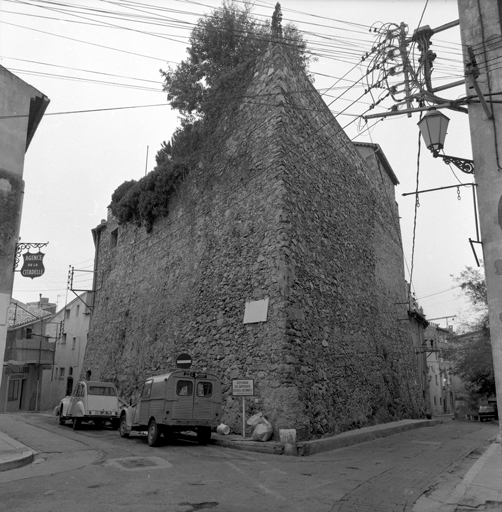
[
  {"left": 253, "top": 46, "right": 423, "bottom": 438},
  {"left": 85, "top": 44, "right": 424, "bottom": 440}
]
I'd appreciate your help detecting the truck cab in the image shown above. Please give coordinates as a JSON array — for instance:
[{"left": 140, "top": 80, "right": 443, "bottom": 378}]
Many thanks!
[{"left": 119, "top": 369, "right": 222, "bottom": 446}]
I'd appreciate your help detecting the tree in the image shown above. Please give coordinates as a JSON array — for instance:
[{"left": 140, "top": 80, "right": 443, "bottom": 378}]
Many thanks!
[
  {"left": 110, "top": 1, "right": 314, "bottom": 231},
  {"left": 271, "top": 3, "right": 283, "bottom": 40},
  {"left": 444, "top": 266, "right": 495, "bottom": 399},
  {"left": 160, "top": 0, "right": 314, "bottom": 117}
]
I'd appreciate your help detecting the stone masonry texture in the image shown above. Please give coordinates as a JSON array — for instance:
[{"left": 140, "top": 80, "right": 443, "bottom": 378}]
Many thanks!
[{"left": 84, "top": 43, "right": 425, "bottom": 441}]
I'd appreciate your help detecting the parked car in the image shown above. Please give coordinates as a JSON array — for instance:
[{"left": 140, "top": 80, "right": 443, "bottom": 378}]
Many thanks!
[
  {"left": 119, "top": 369, "right": 222, "bottom": 446},
  {"left": 478, "top": 404, "right": 498, "bottom": 422},
  {"left": 59, "top": 381, "right": 120, "bottom": 430}
]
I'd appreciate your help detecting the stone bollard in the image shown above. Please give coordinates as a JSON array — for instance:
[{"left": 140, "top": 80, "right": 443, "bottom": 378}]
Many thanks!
[{"left": 279, "top": 429, "right": 297, "bottom": 456}]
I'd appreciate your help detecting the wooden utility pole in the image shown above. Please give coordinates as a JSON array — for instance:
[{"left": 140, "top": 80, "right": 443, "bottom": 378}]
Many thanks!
[{"left": 458, "top": 0, "right": 502, "bottom": 440}]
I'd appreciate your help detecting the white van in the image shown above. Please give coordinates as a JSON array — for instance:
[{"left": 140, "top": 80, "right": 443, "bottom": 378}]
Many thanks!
[{"left": 119, "top": 369, "right": 222, "bottom": 446}]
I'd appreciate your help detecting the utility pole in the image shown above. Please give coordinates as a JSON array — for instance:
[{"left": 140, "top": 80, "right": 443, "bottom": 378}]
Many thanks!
[{"left": 458, "top": 0, "right": 502, "bottom": 440}]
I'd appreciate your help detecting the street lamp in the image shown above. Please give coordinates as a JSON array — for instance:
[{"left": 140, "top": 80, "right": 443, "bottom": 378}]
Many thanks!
[{"left": 417, "top": 109, "right": 475, "bottom": 174}]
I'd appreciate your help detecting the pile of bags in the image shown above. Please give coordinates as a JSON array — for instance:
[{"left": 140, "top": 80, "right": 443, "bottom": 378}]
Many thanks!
[{"left": 247, "top": 412, "right": 273, "bottom": 442}]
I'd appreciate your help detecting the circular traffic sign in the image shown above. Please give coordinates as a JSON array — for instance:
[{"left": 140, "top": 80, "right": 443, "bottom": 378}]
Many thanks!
[{"left": 176, "top": 353, "right": 192, "bottom": 369}]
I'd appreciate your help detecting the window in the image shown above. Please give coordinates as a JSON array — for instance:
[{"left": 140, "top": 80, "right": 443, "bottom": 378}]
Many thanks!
[
  {"left": 72, "top": 337, "right": 76, "bottom": 350},
  {"left": 110, "top": 228, "right": 119, "bottom": 248},
  {"left": 434, "top": 396, "right": 437, "bottom": 405},
  {"left": 435, "top": 375, "right": 438, "bottom": 385},
  {"left": 176, "top": 380, "right": 193, "bottom": 396},
  {"left": 66, "top": 377, "right": 74, "bottom": 396},
  {"left": 8, "top": 380, "right": 20, "bottom": 401},
  {"left": 88, "top": 386, "right": 116, "bottom": 396},
  {"left": 197, "top": 382, "right": 212, "bottom": 397},
  {"left": 59, "top": 367, "right": 65, "bottom": 378},
  {"left": 76, "top": 305, "right": 80, "bottom": 316},
  {"left": 25, "top": 328, "right": 32, "bottom": 339},
  {"left": 69, "top": 367, "right": 73, "bottom": 376},
  {"left": 141, "top": 381, "right": 153, "bottom": 399},
  {"left": 75, "top": 384, "right": 84, "bottom": 397},
  {"left": 65, "top": 309, "right": 70, "bottom": 320},
  {"left": 61, "top": 333, "right": 67, "bottom": 344}
]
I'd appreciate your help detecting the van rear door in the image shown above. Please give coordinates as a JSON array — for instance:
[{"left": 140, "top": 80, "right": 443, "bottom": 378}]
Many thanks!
[
  {"left": 171, "top": 375, "right": 217, "bottom": 421},
  {"left": 172, "top": 378, "right": 194, "bottom": 420},
  {"left": 193, "top": 378, "right": 215, "bottom": 420}
]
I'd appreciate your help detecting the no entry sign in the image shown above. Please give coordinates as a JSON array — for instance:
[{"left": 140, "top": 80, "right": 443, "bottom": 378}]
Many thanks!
[{"left": 176, "top": 353, "right": 192, "bottom": 369}]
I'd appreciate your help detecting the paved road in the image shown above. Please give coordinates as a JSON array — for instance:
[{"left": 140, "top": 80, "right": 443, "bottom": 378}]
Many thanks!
[{"left": 0, "top": 413, "right": 497, "bottom": 512}]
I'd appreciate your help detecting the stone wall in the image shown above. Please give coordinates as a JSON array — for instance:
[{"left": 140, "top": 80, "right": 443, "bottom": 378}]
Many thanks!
[{"left": 84, "top": 44, "right": 424, "bottom": 440}]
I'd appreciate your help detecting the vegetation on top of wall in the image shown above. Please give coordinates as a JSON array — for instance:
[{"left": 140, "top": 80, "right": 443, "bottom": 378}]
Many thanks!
[{"left": 109, "top": 2, "right": 313, "bottom": 232}]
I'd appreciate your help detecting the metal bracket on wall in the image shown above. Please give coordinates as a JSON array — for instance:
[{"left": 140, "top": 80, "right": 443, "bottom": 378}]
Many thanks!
[
  {"left": 67, "top": 266, "right": 95, "bottom": 311},
  {"left": 13, "top": 242, "right": 48, "bottom": 270}
]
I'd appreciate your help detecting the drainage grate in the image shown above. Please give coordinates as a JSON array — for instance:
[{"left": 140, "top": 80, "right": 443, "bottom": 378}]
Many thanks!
[
  {"left": 116, "top": 458, "right": 157, "bottom": 469},
  {"left": 105, "top": 456, "right": 173, "bottom": 471}
]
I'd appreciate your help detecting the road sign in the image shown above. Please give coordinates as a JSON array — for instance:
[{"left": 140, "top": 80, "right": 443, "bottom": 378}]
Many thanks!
[
  {"left": 232, "top": 379, "right": 254, "bottom": 396},
  {"left": 176, "top": 353, "right": 192, "bottom": 369}
]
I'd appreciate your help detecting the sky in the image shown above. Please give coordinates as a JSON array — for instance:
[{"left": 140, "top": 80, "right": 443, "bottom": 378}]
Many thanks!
[{"left": 1, "top": 0, "right": 476, "bottom": 329}]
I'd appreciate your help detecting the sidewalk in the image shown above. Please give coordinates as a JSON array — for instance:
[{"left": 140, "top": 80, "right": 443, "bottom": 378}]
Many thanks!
[
  {"left": 0, "top": 428, "right": 34, "bottom": 472},
  {"left": 413, "top": 433, "right": 502, "bottom": 512}
]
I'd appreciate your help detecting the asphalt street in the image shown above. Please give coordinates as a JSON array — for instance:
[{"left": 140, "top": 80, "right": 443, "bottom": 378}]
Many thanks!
[{"left": 0, "top": 413, "right": 497, "bottom": 512}]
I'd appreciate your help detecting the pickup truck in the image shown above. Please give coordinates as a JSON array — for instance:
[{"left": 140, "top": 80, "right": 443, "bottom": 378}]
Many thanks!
[{"left": 58, "top": 380, "right": 121, "bottom": 430}]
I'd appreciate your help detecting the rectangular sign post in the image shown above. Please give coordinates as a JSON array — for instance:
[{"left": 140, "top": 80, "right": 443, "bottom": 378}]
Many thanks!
[{"left": 232, "top": 379, "right": 254, "bottom": 440}]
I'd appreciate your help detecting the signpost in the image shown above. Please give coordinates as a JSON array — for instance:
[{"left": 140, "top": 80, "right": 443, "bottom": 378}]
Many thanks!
[{"left": 232, "top": 379, "right": 254, "bottom": 440}]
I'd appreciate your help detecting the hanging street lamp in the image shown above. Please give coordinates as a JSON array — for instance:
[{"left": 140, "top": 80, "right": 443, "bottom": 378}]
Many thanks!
[{"left": 417, "top": 109, "right": 475, "bottom": 174}]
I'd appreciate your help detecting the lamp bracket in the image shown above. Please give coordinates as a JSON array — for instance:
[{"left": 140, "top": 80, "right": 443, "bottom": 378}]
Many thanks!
[{"left": 434, "top": 153, "right": 475, "bottom": 174}]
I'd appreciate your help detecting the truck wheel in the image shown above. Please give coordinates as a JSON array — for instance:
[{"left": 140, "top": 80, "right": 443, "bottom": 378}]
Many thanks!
[
  {"left": 72, "top": 418, "right": 81, "bottom": 430},
  {"left": 58, "top": 406, "right": 65, "bottom": 425},
  {"left": 119, "top": 415, "right": 130, "bottom": 438},
  {"left": 147, "top": 419, "right": 160, "bottom": 447},
  {"left": 197, "top": 426, "right": 211, "bottom": 445}
]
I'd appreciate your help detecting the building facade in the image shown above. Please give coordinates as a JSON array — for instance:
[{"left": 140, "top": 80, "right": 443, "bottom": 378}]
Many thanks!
[
  {"left": 1, "top": 300, "right": 55, "bottom": 412},
  {"left": 0, "top": 66, "right": 49, "bottom": 395},
  {"left": 40, "top": 292, "right": 92, "bottom": 411},
  {"left": 84, "top": 44, "right": 425, "bottom": 440},
  {"left": 424, "top": 323, "right": 455, "bottom": 415}
]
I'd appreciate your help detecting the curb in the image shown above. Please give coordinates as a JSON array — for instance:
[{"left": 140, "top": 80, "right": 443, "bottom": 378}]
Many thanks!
[
  {"left": 0, "top": 449, "right": 34, "bottom": 472},
  {"left": 298, "top": 419, "right": 443, "bottom": 456},
  {"left": 211, "top": 419, "right": 444, "bottom": 457}
]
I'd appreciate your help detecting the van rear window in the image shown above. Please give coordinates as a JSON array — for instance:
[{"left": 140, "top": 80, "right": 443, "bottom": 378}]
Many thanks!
[
  {"left": 88, "top": 386, "right": 116, "bottom": 396},
  {"left": 176, "top": 381, "right": 193, "bottom": 396},
  {"left": 197, "top": 382, "right": 212, "bottom": 397}
]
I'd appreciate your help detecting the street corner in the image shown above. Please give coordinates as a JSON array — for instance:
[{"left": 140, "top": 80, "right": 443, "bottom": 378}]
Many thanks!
[{"left": 0, "top": 448, "right": 34, "bottom": 473}]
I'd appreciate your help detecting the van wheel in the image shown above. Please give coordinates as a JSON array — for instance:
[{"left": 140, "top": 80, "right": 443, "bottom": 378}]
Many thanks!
[
  {"left": 72, "top": 418, "right": 81, "bottom": 430},
  {"left": 147, "top": 419, "right": 160, "bottom": 447},
  {"left": 197, "top": 427, "right": 211, "bottom": 445},
  {"left": 119, "top": 415, "right": 130, "bottom": 438}
]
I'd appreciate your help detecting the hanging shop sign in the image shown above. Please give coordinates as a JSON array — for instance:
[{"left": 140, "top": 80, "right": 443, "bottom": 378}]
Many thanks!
[
  {"left": 21, "top": 251, "right": 45, "bottom": 279},
  {"left": 13, "top": 242, "right": 48, "bottom": 279}
]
